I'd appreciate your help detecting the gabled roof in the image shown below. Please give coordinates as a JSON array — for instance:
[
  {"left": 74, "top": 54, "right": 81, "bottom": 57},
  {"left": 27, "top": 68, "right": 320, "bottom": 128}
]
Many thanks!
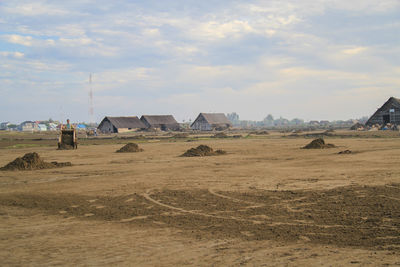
[
  {"left": 366, "top": 97, "right": 400, "bottom": 125},
  {"left": 389, "top": 97, "right": 400, "bottom": 106},
  {"left": 102, "top": 116, "right": 146, "bottom": 129},
  {"left": 21, "top": 121, "right": 35, "bottom": 124},
  {"left": 198, "top": 113, "right": 231, "bottom": 125},
  {"left": 380, "top": 97, "right": 400, "bottom": 110},
  {"left": 140, "top": 115, "right": 179, "bottom": 125}
]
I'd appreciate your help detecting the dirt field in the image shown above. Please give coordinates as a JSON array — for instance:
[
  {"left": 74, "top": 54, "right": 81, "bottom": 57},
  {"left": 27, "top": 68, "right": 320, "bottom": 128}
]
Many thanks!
[{"left": 0, "top": 131, "right": 399, "bottom": 266}]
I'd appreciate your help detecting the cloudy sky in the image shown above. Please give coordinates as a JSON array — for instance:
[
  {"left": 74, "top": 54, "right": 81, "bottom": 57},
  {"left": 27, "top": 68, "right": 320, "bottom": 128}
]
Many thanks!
[{"left": 1, "top": 0, "right": 399, "bottom": 123}]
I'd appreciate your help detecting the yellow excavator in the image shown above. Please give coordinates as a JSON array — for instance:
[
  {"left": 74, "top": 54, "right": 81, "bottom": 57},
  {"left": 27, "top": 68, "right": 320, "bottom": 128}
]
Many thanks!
[{"left": 58, "top": 120, "right": 78, "bottom": 149}]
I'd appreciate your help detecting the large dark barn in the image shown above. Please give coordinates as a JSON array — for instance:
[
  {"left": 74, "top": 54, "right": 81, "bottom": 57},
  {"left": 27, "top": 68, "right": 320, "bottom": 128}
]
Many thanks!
[
  {"left": 191, "top": 113, "right": 232, "bottom": 131},
  {"left": 366, "top": 97, "right": 400, "bottom": 126},
  {"left": 97, "top": 116, "right": 146, "bottom": 133},
  {"left": 140, "top": 115, "right": 180, "bottom": 131}
]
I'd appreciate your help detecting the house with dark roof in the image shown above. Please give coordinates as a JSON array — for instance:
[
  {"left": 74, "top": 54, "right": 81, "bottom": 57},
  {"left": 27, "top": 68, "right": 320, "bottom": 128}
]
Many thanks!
[
  {"left": 18, "top": 121, "right": 39, "bottom": 132},
  {"left": 366, "top": 97, "right": 400, "bottom": 126},
  {"left": 140, "top": 115, "right": 180, "bottom": 131},
  {"left": 97, "top": 116, "right": 146, "bottom": 133},
  {"left": 191, "top": 113, "right": 231, "bottom": 131},
  {"left": 0, "top": 122, "right": 10, "bottom": 130}
]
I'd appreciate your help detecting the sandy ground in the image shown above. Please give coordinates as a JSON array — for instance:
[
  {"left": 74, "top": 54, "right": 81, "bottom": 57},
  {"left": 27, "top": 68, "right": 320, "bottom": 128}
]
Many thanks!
[{"left": 0, "top": 133, "right": 399, "bottom": 266}]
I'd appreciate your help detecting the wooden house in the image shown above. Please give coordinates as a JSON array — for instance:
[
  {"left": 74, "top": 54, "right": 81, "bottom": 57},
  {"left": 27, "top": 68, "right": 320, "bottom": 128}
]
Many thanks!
[
  {"left": 97, "top": 116, "right": 146, "bottom": 133},
  {"left": 191, "top": 113, "right": 231, "bottom": 131},
  {"left": 366, "top": 97, "right": 400, "bottom": 126},
  {"left": 140, "top": 115, "right": 180, "bottom": 131}
]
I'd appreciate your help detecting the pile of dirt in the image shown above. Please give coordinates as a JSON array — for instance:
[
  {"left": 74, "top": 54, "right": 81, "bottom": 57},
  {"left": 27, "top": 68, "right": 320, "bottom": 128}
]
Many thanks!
[
  {"left": 350, "top": 123, "right": 365, "bottom": 131},
  {"left": 116, "top": 143, "right": 143, "bottom": 153},
  {"left": 303, "top": 138, "right": 336, "bottom": 149},
  {"left": 338, "top": 150, "right": 352, "bottom": 154},
  {"left": 0, "top": 152, "right": 72, "bottom": 171},
  {"left": 212, "top": 132, "right": 228, "bottom": 138},
  {"left": 181, "top": 145, "right": 226, "bottom": 157}
]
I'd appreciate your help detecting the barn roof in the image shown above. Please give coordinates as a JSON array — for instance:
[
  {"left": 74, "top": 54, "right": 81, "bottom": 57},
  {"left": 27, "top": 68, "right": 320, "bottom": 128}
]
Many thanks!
[
  {"left": 366, "top": 97, "right": 400, "bottom": 125},
  {"left": 140, "top": 115, "right": 179, "bottom": 125},
  {"left": 198, "top": 113, "right": 231, "bottom": 125},
  {"left": 103, "top": 116, "right": 146, "bottom": 129},
  {"left": 391, "top": 97, "right": 400, "bottom": 105},
  {"left": 372, "top": 97, "right": 400, "bottom": 112}
]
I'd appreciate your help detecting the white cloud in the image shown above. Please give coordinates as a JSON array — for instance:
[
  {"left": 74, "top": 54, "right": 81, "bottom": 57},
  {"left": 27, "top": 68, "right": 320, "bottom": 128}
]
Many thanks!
[
  {"left": 325, "top": 0, "right": 400, "bottom": 13},
  {"left": 3, "top": 2, "right": 70, "bottom": 16},
  {"left": 0, "top": 0, "right": 399, "bottom": 122},
  {"left": 342, "top": 46, "right": 368, "bottom": 55},
  {"left": 0, "top": 51, "right": 24, "bottom": 58},
  {"left": 142, "top": 28, "right": 161, "bottom": 37},
  {"left": 5, "top": 34, "right": 33, "bottom": 46},
  {"left": 59, "top": 37, "right": 93, "bottom": 46},
  {"left": 191, "top": 20, "right": 255, "bottom": 40},
  {"left": 2, "top": 34, "right": 57, "bottom": 48},
  {"left": 91, "top": 67, "right": 155, "bottom": 92}
]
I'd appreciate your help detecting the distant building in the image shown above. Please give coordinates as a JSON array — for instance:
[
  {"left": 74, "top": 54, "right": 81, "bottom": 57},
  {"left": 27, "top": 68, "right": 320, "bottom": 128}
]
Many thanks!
[
  {"left": 38, "top": 124, "right": 48, "bottom": 131},
  {"left": 0, "top": 122, "right": 10, "bottom": 130},
  {"left": 18, "top": 121, "right": 38, "bottom": 132},
  {"left": 366, "top": 97, "right": 400, "bottom": 126},
  {"left": 191, "top": 113, "right": 231, "bottom": 131},
  {"left": 48, "top": 123, "right": 58, "bottom": 131},
  {"left": 97, "top": 116, "right": 146, "bottom": 133},
  {"left": 140, "top": 115, "right": 180, "bottom": 131}
]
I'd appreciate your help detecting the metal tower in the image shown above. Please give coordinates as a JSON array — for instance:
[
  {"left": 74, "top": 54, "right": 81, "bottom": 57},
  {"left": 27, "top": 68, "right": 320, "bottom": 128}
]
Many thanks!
[{"left": 89, "top": 73, "right": 94, "bottom": 123}]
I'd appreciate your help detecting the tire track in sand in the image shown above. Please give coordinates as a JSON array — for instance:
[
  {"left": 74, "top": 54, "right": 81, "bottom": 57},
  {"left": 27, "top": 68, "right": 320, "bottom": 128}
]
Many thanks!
[
  {"left": 142, "top": 190, "right": 263, "bottom": 224},
  {"left": 208, "top": 188, "right": 265, "bottom": 208}
]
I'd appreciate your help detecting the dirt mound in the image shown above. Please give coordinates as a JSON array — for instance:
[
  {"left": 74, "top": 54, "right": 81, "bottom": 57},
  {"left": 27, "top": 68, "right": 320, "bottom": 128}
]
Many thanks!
[
  {"left": 303, "top": 138, "right": 336, "bottom": 149},
  {"left": 213, "top": 132, "right": 228, "bottom": 138},
  {"left": 181, "top": 145, "right": 226, "bottom": 157},
  {"left": 116, "top": 143, "right": 143, "bottom": 153},
  {"left": 0, "top": 152, "right": 72, "bottom": 171},
  {"left": 350, "top": 123, "right": 365, "bottom": 130}
]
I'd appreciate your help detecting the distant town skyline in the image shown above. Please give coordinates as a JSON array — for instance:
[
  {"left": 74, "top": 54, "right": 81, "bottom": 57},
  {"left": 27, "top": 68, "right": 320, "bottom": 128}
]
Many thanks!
[{"left": 1, "top": 1, "right": 399, "bottom": 123}]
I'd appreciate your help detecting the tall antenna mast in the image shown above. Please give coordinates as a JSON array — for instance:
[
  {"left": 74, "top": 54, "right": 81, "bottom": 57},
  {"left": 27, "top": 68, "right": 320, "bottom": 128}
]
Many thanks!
[{"left": 89, "top": 73, "right": 94, "bottom": 123}]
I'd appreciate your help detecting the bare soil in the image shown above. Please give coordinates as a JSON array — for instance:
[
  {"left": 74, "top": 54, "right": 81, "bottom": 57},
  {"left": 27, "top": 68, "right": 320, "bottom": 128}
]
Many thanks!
[
  {"left": 213, "top": 132, "right": 229, "bottom": 138},
  {"left": 2, "top": 185, "right": 398, "bottom": 250},
  {"left": 0, "top": 132, "right": 400, "bottom": 266},
  {"left": 339, "top": 150, "right": 353, "bottom": 154}
]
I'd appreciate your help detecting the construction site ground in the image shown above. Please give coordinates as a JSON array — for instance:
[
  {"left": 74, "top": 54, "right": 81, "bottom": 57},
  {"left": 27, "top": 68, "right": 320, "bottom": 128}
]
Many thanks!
[{"left": 0, "top": 130, "right": 399, "bottom": 266}]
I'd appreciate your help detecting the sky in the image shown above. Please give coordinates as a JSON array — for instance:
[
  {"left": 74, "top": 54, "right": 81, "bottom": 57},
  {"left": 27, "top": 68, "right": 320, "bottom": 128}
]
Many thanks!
[{"left": 0, "top": 0, "right": 399, "bottom": 123}]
